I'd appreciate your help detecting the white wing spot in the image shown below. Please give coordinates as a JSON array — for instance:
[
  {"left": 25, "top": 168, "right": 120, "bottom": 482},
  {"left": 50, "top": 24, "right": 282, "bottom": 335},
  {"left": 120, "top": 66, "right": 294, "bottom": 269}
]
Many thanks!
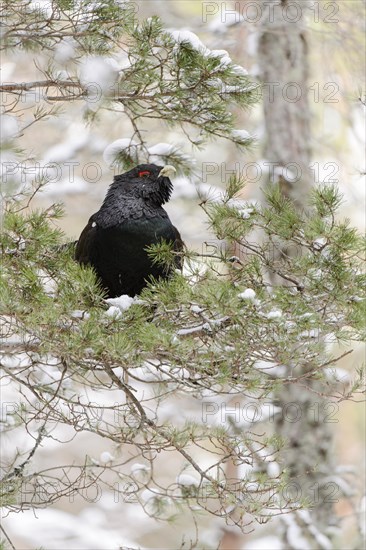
[{"left": 92, "top": 222, "right": 97, "bottom": 228}]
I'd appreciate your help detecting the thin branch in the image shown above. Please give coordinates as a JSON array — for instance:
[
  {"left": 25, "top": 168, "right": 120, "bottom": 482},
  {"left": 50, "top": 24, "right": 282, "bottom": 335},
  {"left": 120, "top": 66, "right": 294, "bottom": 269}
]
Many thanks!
[{"left": 0, "top": 524, "right": 16, "bottom": 550}]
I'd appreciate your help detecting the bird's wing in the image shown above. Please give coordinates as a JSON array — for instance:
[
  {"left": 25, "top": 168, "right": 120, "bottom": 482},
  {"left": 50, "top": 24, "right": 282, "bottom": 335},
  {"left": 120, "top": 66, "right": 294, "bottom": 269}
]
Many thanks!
[
  {"left": 172, "top": 225, "right": 184, "bottom": 270},
  {"left": 75, "top": 217, "right": 98, "bottom": 265}
]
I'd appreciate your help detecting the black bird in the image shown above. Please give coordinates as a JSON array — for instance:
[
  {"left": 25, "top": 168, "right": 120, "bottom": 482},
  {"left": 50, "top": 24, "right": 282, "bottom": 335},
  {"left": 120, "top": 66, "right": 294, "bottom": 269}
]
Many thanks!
[{"left": 75, "top": 163, "right": 183, "bottom": 298}]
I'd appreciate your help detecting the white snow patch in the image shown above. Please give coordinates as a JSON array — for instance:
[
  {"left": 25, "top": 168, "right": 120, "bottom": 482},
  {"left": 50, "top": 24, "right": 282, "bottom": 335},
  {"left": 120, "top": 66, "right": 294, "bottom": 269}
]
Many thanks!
[
  {"left": 105, "top": 294, "right": 135, "bottom": 312},
  {"left": 171, "top": 176, "right": 197, "bottom": 199},
  {"left": 282, "top": 513, "right": 311, "bottom": 550},
  {"left": 231, "top": 128, "right": 251, "bottom": 141},
  {"left": 169, "top": 30, "right": 209, "bottom": 54},
  {"left": 0, "top": 62, "right": 15, "bottom": 81},
  {"left": 1, "top": 352, "right": 31, "bottom": 370},
  {"left": 226, "top": 197, "right": 257, "bottom": 219},
  {"left": 323, "top": 367, "right": 350, "bottom": 384},
  {"left": 231, "top": 64, "right": 248, "bottom": 75},
  {"left": 140, "top": 487, "right": 160, "bottom": 503},
  {"left": 131, "top": 463, "right": 150, "bottom": 476},
  {"left": 54, "top": 38, "right": 76, "bottom": 63},
  {"left": 313, "top": 237, "right": 327, "bottom": 250},
  {"left": 350, "top": 295, "right": 364, "bottom": 303},
  {"left": 238, "top": 288, "right": 256, "bottom": 301},
  {"left": 29, "top": 0, "right": 53, "bottom": 16},
  {"left": 176, "top": 325, "right": 205, "bottom": 336},
  {"left": 103, "top": 138, "right": 138, "bottom": 166},
  {"left": 220, "top": 83, "right": 251, "bottom": 95},
  {"left": 71, "top": 310, "right": 90, "bottom": 320},
  {"left": 0, "top": 414, "right": 15, "bottom": 430},
  {"left": 238, "top": 206, "right": 253, "bottom": 219},
  {"left": 2, "top": 507, "right": 134, "bottom": 550},
  {"left": 105, "top": 306, "right": 122, "bottom": 319},
  {"left": 308, "top": 268, "right": 323, "bottom": 280},
  {"left": 160, "top": 363, "right": 190, "bottom": 380},
  {"left": 79, "top": 56, "right": 119, "bottom": 92},
  {"left": 210, "top": 49, "right": 232, "bottom": 67},
  {"left": 176, "top": 473, "right": 200, "bottom": 487},
  {"left": 182, "top": 258, "right": 208, "bottom": 283},
  {"left": 266, "top": 310, "right": 282, "bottom": 320},
  {"left": 196, "top": 183, "right": 225, "bottom": 202},
  {"left": 299, "top": 328, "right": 321, "bottom": 339},
  {"left": 37, "top": 269, "right": 58, "bottom": 295},
  {"left": 100, "top": 451, "right": 115, "bottom": 464},
  {"left": 132, "top": 361, "right": 162, "bottom": 382},
  {"left": 36, "top": 364, "right": 64, "bottom": 387},
  {"left": 254, "top": 360, "right": 287, "bottom": 378},
  {"left": 267, "top": 461, "right": 281, "bottom": 478},
  {"left": 191, "top": 304, "right": 204, "bottom": 314},
  {"left": 148, "top": 142, "right": 175, "bottom": 157},
  {"left": 298, "top": 312, "right": 313, "bottom": 320},
  {"left": 0, "top": 114, "right": 19, "bottom": 141},
  {"left": 116, "top": 51, "right": 132, "bottom": 71}
]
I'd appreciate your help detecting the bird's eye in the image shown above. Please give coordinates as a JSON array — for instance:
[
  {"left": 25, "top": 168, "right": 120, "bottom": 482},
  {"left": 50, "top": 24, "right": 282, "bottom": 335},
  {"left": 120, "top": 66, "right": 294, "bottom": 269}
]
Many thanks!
[{"left": 138, "top": 170, "right": 151, "bottom": 177}]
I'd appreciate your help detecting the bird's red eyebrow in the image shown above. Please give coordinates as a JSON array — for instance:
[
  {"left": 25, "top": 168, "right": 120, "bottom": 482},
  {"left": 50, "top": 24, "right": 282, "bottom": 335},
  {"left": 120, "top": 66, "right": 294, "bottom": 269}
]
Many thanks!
[{"left": 138, "top": 170, "right": 150, "bottom": 177}]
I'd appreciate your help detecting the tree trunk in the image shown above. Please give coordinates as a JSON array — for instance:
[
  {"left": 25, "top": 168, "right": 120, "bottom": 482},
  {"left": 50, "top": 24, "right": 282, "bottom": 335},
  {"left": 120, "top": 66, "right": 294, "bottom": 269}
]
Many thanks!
[
  {"left": 258, "top": 0, "right": 312, "bottom": 200},
  {"left": 258, "top": 0, "right": 336, "bottom": 546}
]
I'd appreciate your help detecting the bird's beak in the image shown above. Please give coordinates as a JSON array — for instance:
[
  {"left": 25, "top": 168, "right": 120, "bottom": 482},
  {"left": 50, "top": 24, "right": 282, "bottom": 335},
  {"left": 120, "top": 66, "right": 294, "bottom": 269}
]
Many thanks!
[{"left": 158, "top": 165, "right": 176, "bottom": 179}]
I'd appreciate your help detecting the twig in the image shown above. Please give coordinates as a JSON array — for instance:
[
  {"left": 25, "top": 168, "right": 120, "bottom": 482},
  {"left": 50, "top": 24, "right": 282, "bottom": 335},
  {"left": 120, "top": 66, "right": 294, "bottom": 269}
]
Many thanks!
[{"left": 0, "top": 524, "right": 16, "bottom": 550}]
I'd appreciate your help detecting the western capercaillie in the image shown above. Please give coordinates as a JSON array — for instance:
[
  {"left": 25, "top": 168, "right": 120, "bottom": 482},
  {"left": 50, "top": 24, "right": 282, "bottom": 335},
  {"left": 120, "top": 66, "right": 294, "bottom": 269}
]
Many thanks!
[{"left": 75, "top": 164, "right": 183, "bottom": 298}]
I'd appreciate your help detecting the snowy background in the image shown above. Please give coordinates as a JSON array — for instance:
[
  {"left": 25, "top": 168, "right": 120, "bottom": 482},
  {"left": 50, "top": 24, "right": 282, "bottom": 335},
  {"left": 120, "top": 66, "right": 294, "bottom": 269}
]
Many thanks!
[{"left": 1, "top": 1, "right": 365, "bottom": 549}]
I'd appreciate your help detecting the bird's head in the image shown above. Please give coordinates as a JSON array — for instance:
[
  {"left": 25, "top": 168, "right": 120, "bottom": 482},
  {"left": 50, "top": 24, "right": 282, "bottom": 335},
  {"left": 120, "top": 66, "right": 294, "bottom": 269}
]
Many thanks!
[{"left": 112, "top": 163, "right": 176, "bottom": 205}]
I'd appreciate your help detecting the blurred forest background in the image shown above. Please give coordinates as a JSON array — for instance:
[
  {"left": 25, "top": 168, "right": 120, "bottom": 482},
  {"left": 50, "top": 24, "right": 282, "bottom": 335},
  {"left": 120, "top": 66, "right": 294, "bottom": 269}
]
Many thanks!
[{"left": 1, "top": 1, "right": 365, "bottom": 549}]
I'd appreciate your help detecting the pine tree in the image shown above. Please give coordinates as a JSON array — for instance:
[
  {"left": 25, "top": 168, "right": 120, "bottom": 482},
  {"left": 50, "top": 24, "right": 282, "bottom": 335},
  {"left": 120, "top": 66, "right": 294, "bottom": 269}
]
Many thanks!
[{"left": 1, "top": 2, "right": 365, "bottom": 548}]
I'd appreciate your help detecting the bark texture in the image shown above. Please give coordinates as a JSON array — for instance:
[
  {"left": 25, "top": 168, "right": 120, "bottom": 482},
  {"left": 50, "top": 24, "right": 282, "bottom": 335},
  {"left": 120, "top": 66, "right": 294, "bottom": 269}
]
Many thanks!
[
  {"left": 258, "top": 1, "right": 336, "bottom": 546},
  {"left": 258, "top": 0, "right": 312, "bottom": 202}
]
